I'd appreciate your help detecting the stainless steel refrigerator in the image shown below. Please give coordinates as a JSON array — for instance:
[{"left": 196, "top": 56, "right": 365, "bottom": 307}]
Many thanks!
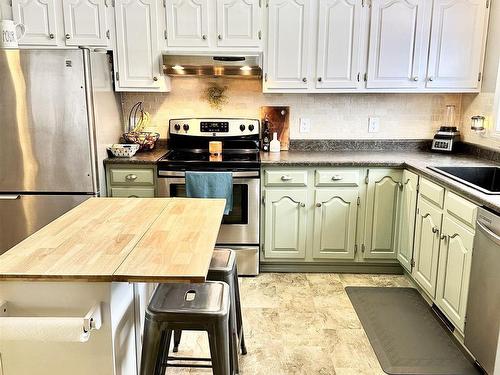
[{"left": 0, "top": 48, "right": 123, "bottom": 255}]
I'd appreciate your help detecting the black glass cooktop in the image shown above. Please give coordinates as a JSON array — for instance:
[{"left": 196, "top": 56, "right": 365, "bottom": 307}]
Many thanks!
[{"left": 158, "top": 149, "right": 260, "bottom": 170}]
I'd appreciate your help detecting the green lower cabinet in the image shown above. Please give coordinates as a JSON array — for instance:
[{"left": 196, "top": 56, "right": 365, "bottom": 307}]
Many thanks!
[
  {"left": 413, "top": 198, "right": 443, "bottom": 298},
  {"left": 363, "top": 169, "right": 403, "bottom": 259},
  {"left": 263, "top": 189, "right": 308, "bottom": 259},
  {"left": 435, "top": 216, "right": 474, "bottom": 333},
  {"left": 396, "top": 170, "right": 419, "bottom": 272},
  {"left": 312, "top": 188, "right": 358, "bottom": 260}
]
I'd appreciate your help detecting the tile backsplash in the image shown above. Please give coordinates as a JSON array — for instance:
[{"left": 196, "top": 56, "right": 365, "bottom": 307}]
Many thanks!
[
  {"left": 121, "top": 78, "right": 463, "bottom": 140},
  {"left": 461, "top": 93, "right": 500, "bottom": 149}
]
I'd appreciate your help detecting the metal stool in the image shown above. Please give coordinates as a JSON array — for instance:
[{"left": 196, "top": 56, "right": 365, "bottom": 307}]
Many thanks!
[
  {"left": 173, "top": 249, "right": 247, "bottom": 374},
  {"left": 140, "top": 281, "right": 231, "bottom": 375}
]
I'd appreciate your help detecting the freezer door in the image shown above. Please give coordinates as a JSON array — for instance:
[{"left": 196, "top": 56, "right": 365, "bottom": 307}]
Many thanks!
[
  {"left": 0, "top": 194, "right": 90, "bottom": 255},
  {"left": 0, "top": 49, "right": 95, "bottom": 193}
]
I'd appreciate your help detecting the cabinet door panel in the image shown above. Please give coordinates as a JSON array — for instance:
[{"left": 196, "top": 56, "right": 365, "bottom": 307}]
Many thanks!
[
  {"left": 316, "top": 0, "right": 364, "bottom": 89},
  {"left": 313, "top": 188, "right": 358, "bottom": 259},
  {"left": 413, "top": 198, "right": 443, "bottom": 297},
  {"left": 114, "top": 0, "right": 162, "bottom": 89},
  {"left": 63, "top": 0, "right": 108, "bottom": 46},
  {"left": 264, "top": 189, "right": 308, "bottom": 259},
  {"left": 12, "top": 0, "right": 58, "bottom": 46},
  {"left": 216, "top": 0, "right": 261, "bottom": 47},
  {"left": 426, "top": 0, "right": 487, "bottom": 89},
  {"left": 397, "top": 170, "right": 418, "bottom": 271},
  {"left": 165, "top": 0, "right": 209, "bottom": 47},
  {"left": 363, "top": 169, "right": 402, "bottom": 259},
  {"left": 265, "top": 0, "right": 311, "bottom": 89},
  {"left": 367, "top": 0, "right": 431, "bottom": 88},
  {"left": 436, "top": 216, "right": 474, "bottom": 332}
]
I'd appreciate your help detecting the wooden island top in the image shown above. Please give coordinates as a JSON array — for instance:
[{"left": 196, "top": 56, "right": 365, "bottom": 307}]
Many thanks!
[{"left": 0, "top": 198, "right": 225, "bottom": 282}]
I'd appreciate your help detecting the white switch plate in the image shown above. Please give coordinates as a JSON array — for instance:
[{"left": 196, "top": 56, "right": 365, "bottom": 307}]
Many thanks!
[
  {"left": 300, "top": 118, "right": 311, "bottom": 133},
  {"left": 368, "top": 117, "right": 380, "bottom": 133}
]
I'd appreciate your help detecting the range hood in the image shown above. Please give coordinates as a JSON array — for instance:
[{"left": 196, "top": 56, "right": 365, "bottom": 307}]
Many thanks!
[{"left": 163, "top": 53, "right": 262, "bottom": 78}]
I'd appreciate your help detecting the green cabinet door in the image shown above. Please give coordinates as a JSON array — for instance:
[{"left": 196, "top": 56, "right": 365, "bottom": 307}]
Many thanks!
[
  {"left": 435, "top": 216, "right": 474, "bottom": 333},
  {"left": 363, "top": 169, "right": 403, "bottom": 259},
  {"left": 312, "top": 188, "right": 358, "bottom": 259},
  {"left": 413, "top": 198, "right": 443, "bottom": 298},
  {"left": 264, "top": 189, "right": 308, "bottom": 259},
  {"left": 396, "top": 170, "right": 419, "bottom": 271}
]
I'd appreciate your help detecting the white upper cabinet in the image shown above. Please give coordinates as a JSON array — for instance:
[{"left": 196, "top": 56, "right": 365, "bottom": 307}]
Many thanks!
[
  {"left": 62, "top": 0, "right": 108, "bottom": 46},
  {"left": 426, "top": 0, "right": 488, "bottom": 89},
  {"left": 264, "top": 0, "right": 311, "bottom": 90},
  {"left": 367, "top": 0, "right": 432, "bottom": 89},
  {"left": 315, "top": 0, "right": 365, "bottom": 89},
  {"left": 12, "top": 0, "right": 58, "bottom": 46},
  {"left": 216, "top": 0, "right": 261, "bottom": 47},
  {"left": 164, "top": 0, "right": 210, "bottom": 47},
  {"left": 114, "top": 0, "right": 163, "bottom": 90}
]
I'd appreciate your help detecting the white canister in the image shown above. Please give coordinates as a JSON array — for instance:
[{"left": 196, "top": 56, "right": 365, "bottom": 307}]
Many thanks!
[
  {"left": 270, "top": 132, "right": 281, "bottom": 153},
  {"left": 0, "top": 20, "right": 26, "bottom": 49}
]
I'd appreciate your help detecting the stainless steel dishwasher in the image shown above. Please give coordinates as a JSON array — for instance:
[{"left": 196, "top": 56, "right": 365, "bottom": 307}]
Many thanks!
[{"left": 465, "top": 207, "right": 500, "bottom": 375}]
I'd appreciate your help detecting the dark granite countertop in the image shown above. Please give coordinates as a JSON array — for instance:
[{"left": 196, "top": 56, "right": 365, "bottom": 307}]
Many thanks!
[
  {"left": 104, "top": 146, "right": 168, "bottom": 165},
  {"left": 261, "top": 151, "right": 500, "bottom": 212}
]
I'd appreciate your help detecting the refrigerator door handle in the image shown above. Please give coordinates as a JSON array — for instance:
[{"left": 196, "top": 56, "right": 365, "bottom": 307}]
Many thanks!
[{"left": 0, "top": 195, "right": 21, "bottom": 200}]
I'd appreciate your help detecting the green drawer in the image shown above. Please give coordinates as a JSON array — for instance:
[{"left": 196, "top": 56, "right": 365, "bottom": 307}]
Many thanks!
[
  {"left": 110, "top": 168, "right": 154, "bottom": 186},
  {"left": 111, "top": 187, "right": 155, "bottom": 198}
]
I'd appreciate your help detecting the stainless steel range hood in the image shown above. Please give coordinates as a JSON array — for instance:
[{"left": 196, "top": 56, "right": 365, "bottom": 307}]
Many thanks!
[{"left": 163, "top": 53, "right": 262, "bottom": 78}]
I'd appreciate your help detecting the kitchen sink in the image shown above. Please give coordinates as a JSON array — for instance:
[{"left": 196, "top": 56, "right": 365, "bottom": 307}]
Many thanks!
[{"left": 428, "top": 166, "right": 500, "bottom": 195}]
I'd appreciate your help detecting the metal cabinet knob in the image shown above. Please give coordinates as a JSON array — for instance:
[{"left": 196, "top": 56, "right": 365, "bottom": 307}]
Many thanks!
[
  {"left": 300, "top": 203, "right": 306, "bottom": 207},
  {"left": 218, "top": 34, "right": 222, "bottom": 40},
  {"left": 153, "top": 76, "right": 158, "bottom": 81},
  {"left": 412, "top": 76, "right": 418, "bottom": 81},
  {"left": 440, "top": 234, "right": 446, "bottom": 240},
  {"left": 331, "top": 175, "right": 343, "bottom": 181},
  {"left": 432, "top": 226, "right": 439, "bottom": 234},
  {"left": 428, "top": 76, "right": 434, "bottom": 82},
  {"left": 281, "top": 175, "right": 293, "bottom": 181},
  {"left": 202, "top": 34, "right": 207, "bottom": 40},
  {"left": 302, "top": 77, "right": 307, "bottom": 83},
  {"left": 316, "top": 203, "right": 322, "bottom": 207},
  {"left": 65, "top": 34, "right": 71, "bottom": 40},
  {"left": 317, "top": 77, "right": 322, "bottom": 82},
  {"left": 49, "top": 33, "right": 55, "bottom": 39},
  {"left": 126, "top": 174, "right": 138, "bottom": 181}
]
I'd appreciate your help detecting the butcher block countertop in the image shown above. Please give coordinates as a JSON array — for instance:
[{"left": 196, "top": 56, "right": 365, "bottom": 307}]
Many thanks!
[{"left": 0, "top": 198, "right": 225, "bottom": 282}]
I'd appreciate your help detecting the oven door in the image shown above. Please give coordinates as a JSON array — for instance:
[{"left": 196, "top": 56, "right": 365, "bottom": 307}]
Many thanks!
[{"left": 158, "top": 171, "right": 260, "bottom": 245}]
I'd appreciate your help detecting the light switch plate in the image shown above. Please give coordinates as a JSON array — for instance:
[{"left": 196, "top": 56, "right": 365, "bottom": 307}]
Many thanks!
[
  {"left": 368, "top": 117, "right": 380, "bottom": 133},
  {"left": 300, "top": 118, "right": 311, "bottom": 133}
]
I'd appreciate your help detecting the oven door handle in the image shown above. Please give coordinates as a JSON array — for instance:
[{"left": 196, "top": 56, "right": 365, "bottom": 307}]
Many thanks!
[{"left": 158, "top": 171, "right": 259, "bottom": 178}]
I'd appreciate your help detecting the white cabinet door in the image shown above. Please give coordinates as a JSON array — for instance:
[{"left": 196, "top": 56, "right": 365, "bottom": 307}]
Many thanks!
[
  {"left": 63, "top": 0, "right": 108, "bottom": 46},
  {"left": 265, "top": 0, "right": 311, "bottom": 90},
  {"left": 366, "top": 0, "right": 431, "bottom": 88},
  {"left": 363, "top": 169, "right": 402, "bottom": 259},
  {"left": 165, "top": 0, "right": 210, "bottom": 47},
  {"left": 413, "top": 198, "right": 443, "bottom": 298},
  {"left": 216, "top": 0, "right": 261, "bottom": 47},
  {"left": 316, "top": 0, "right": 365, "bottom": 89},
  {"left": 12, "top": 0, "right": 58, "bottom": 46},
  {"left": 396, "top": 170, "right": 418, "bottom": 272},
  {"left": 426, "top": 0, "right": 488, "bottom": 89},
  {"left": 435, "top": 216, "right": 474, "bottom": 332},
  {"left": 312, "top": 188, "right": 358, "bottom": 259},
  {"left": 263, "top": 189, "right": 308, "bottom": 259},
  {"left": 114, "top": 0, "right": 162, "bottom": 89}
]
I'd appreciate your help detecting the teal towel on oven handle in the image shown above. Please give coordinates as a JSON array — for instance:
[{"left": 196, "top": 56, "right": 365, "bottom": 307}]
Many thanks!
[{"left": 185, "top": 171, "right": 233, "bottom": 215}]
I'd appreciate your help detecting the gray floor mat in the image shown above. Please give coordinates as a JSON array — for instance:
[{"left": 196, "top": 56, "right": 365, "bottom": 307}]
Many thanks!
[{"left": 345, "top": 286, "right": 480, "bottom": 375}]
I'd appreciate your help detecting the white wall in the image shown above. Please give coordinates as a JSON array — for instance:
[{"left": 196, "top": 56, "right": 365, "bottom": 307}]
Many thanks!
[{"left": 122, "top": 78, "right": 462, "bottom": 141}]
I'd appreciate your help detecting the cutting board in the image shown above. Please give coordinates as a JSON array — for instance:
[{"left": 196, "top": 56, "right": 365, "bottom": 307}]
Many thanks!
[{"left": 260, "top": 106, "right": 290, "bottom": 151}]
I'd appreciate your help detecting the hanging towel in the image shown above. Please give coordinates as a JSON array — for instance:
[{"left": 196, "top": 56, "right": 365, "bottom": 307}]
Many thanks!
[{"left": 185, "top": 171, "right": 233, "bottom": 215}]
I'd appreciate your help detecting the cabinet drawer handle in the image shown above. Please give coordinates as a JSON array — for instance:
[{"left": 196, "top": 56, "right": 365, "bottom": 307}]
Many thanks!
[
  {"left": 49, "top": 33, "right": 55, "bottom": 39},
  {"left": 300, "top": 202, "right": 306, "bottom": 207},
  {"left": 129, "top": 195, "right": 139, "bottom": 198},
  {"left": 316, "top": 203, "right": 322, "bottom": 207},
  {"left": 432, "top": 226, "right": 439, "bottom": 234},
  {"left": 281, "top": 175, "right": 293, "bottom": 181},
  {"left": 126, "top": 174, "right": 138, "bottom": 181},
  {"left": 331, "top": 175, "right": 343, "bottom": 181}
]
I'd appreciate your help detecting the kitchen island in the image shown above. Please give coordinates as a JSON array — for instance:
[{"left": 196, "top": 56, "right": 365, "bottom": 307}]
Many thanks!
[{"left": 0, "top": 197, "right": 225, "bottom": 375}]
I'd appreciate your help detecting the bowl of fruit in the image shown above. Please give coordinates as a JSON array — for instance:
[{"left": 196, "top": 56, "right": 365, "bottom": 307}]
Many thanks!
[{"left": 123, "top": 102, "right": 160, "bottom": 151}]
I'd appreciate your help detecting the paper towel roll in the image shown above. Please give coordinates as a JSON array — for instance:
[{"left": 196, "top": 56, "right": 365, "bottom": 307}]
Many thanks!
[{"left": 0, "top": 317, "right": 90, "bottom": 343}]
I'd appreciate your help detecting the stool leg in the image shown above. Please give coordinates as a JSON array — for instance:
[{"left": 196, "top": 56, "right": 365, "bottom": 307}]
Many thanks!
[
  {"left": 228, "top": 300, "right": 239, "bottom": 374},
  {"left": 172, "top": 329, "right": 182, "bottom": 353},
  {"left": 140, "top": 317, "right": 164, "bottom": 375},
  {"left": 233, "top": 270, "right": 247, "bottom": 355},
  {"left": 208, "top": 320, "right": 231, "bottom": 375}
]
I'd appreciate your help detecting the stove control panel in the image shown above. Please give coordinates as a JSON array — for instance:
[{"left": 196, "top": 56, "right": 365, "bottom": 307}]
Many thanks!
[{"left": 170, "top": 118, "right": 260, "bottom": 137}]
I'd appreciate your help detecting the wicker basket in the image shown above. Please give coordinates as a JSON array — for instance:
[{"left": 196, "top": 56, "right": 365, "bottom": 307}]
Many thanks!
[{"left": 123, "top": 132, "right": 160, "bottom": 151}]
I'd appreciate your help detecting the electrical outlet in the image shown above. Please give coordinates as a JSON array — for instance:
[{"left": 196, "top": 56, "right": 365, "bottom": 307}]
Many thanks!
[
  {"left": 368, "top": 117, "right": 380, "bottom": 133},
  {"left": 300, "top": 118, "right": 311, "bottom": 133}
]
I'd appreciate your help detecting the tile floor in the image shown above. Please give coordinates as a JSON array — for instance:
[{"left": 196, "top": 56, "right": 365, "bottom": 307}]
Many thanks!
[{"left": 165, "top": 273, "right": 413, "bottom": 375}]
